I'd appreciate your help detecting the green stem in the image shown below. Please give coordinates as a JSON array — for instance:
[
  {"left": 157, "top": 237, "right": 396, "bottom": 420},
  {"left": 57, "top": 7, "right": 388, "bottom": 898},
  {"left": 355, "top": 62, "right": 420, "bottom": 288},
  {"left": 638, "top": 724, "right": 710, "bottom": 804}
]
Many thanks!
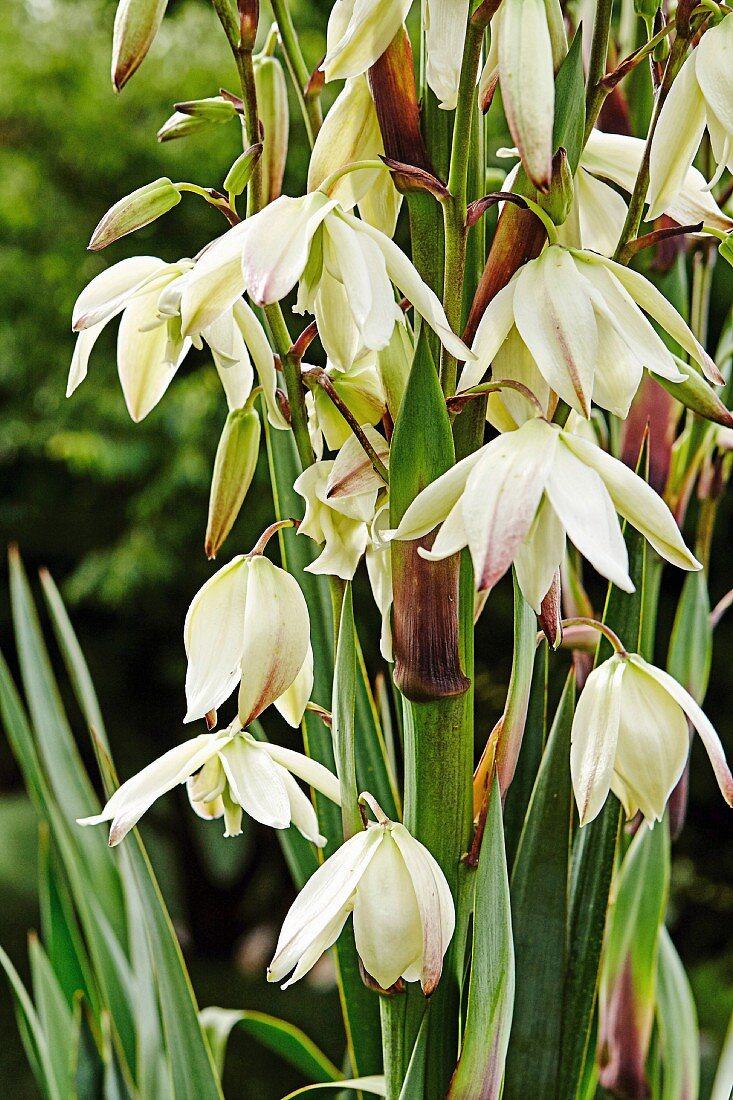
[
  {"left": 583, "top": 0, "right": 615, "bottom": 142},
  {"left": 690, "top": 242, "right": 717, "bottom": 347},
  {"left": 613, "top": 33, "right": 690, "bottom": 262},
  {"left": 270, "top": 0, "right": 322, "bottom": 147},
  {"left": 440, "top": 20, "right": 484, "bottom": 397}
]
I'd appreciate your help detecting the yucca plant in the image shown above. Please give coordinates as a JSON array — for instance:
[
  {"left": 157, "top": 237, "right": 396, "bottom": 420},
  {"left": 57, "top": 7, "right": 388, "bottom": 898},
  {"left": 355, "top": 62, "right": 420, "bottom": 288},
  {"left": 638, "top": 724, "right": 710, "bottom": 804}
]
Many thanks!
[{"left": 3, "top": 0, "right": 733, "bottom": 1097}]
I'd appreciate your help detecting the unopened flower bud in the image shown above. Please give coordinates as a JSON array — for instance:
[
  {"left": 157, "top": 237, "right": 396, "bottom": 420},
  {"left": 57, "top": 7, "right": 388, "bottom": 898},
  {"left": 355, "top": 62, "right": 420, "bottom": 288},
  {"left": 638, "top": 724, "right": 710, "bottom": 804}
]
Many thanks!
[
  {"left": 205, "top": 404, "right": 261, "bottom": 560},
  {"left": 157, "top": 98, "right": 239, "bottom": 143},
  {"left": 537, "top": 148, "right": 574, "bottom": 228},
  {"left": 223, "top": 144, "right": 263, "bottom": 197},
  {"left": 112, "top": 0, "right": 168, "bottom": 92},
  {"left": 253, "top": 51, "right": 289, "bottom": 204},
  {"left": 88, "top": 178, "right": 181, "bottom": 251}
]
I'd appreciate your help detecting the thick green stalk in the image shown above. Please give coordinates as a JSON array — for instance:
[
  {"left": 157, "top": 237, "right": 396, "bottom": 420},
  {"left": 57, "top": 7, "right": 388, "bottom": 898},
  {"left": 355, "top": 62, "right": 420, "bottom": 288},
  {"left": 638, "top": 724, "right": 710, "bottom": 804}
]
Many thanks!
[
  {"left": 270, "top": 0, "right": 322, "bottom": 146},
  {"left": 583, "top": 0, "right": 615, "bottom": 141}
]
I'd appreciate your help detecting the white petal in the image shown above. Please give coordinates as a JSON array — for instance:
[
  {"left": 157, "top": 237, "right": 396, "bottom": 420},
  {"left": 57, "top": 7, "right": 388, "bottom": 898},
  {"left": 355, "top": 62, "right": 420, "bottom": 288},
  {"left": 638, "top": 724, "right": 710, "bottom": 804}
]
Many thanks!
[
  {"left": 695, "top": 16, "right": 733, "bottom": 142},
  {"left": 314, "top": 273, "right": 361, "bottom": 371},
  {"left": 574, "top": 168, "right": 629, "bottom": 257},
  {"left": 238, "top": 556, "right": 311, "bottom": 726},
  {"left": 630, "top": 656, "right": 733, "bottom": 807},
  {"left": 514, "top": 495, "right": 566, "bottom": 613},
  {"left": 268, "top": 827, "right": 382, "bottom": 985},
  {"left": 327, "top": 426, "right": 389, "bottom": 500},
  {"left": 67, "top": 323, "right": 105, "bottom": 397},
  {"left": 243, "top": 192, "right": 337, "bottom": 306},
  {"left": 219, "top": 736, "right": 291, "bottom": 829},
  {"left": 72, "top": 256, "right": 167, "bottom": 330},
  {"left": 391, "top": 448, "right": 486, "bottom": 541},
  {"left": 514, "top": 247, "right": 598, "bottom": 417},
  {"left": 462, "top": 419, "right": 558, "bottom": 590},
  {"left": 419, "top": 497, "right": 468, "bottom": 560},
  {"left": 184, "top": 556, "right": 249, "bottom": 722},
  {"left": 459, "top": 280, "right": 518, "bottom": 393},
  {"left": 570, "top": 657, "right": 625, "bottom": 826},
  {"left": 234, "top": 299, "right": 289, "bottom": 429},
  {"left": 337, "top": 211, "right": 473, "bottom": 361},
  {"left": 590, "top": 254, "right": 720, "bottom": 383},
  {"left": 260, "top": 741, "right": 342, "bottom": 806},
  {"left": 560, "top": 431, "right": 701, "bottom": 571},
  {"left": 179, "top": 224, "right": 249, "bottom": 336},
  {"left": 323, "top": 0, "right": 412, "bottom": 81},
  {"left": 280, "top": 769, "right": 327, "bottom": 846},
  {"left": 390, "top": 823, "right": 455, "bottom": 994},
  {"left": 273, "top": 645, "right": 314, "bottom": 728},
  {"left": 325, "top": 215, "right": 398, "bottom": 352},
  {"left": 545, "top": 440, "right": 632, "bottom": 591},
  {"left": 647, "top": 53, "right": 707, "bottom": 221},
  {"left": 78, "top": 734, "right": 223, "bottom": 844},
  {"left": 612, "top": 659, "right": 689, "bottom": 821},
  {"left": 499, "top": 0, "right": 555, "bottom": 188},
  {"left": 425, "top": 0, "right": 470, "bottom": 110},
  {"left": 491, "top": 325, "right": 551, "bottom": 422},
  {"left": 352, "top": 831, "right": 423, "bottom": 989},
  {"left": 205, "top": 310, "right": 254, "bottom": 412},
  {"left": 117, "top": 290, "right": 189, "bottom": 421}
]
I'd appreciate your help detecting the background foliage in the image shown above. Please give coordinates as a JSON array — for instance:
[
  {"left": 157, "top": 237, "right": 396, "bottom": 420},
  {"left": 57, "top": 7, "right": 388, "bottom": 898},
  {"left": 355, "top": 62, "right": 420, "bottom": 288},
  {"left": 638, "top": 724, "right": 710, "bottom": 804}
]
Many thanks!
[{"left": 0, "top": 0, "right": 731, "bottom": 1096}]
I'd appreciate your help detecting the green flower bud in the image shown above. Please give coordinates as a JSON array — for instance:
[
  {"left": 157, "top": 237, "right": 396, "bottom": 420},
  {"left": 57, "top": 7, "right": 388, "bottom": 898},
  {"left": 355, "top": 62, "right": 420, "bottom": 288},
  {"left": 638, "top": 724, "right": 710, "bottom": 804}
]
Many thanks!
[
  {"left": 205, "top": 405, "right": 261, "bottom": 559},
  {"left": 112, "top": 0, "right": 168, "bottom": 92},
  {"left": 176, "top": 96, "right": 240, "bottom": 121},
  {"left": 253, "top": 53, "right": 289, "bottom": 204},
  {"left": 537, "top": 147, "right": 574, "bottom": 227},
  {"left": 224, "top": 144, "right": 264, "bottom": 197},
  {"left": 88, "top": 178, "right": 181, "bottom": 251}
]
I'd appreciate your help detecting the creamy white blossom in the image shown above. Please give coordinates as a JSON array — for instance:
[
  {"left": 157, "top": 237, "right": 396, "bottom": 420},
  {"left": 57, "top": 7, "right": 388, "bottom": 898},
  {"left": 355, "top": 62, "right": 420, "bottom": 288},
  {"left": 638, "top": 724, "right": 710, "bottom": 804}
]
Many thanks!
[
  {"left": 457, "top": 244, "right": 719, "bottom": 420},
  {"left": 305, "top": 356, "right": 386, "bottom": 456},
  {"left": 178, "top": 192, "right": 471, "bottom": 374},
  {"left": 268, "top": 796, "right": 455, "bottom": 993},
  {"left": 69, "top": 254, "right": 287, "bottom": 427},
  {"left": 648, "top": 15, "right": 733, "bottom": 219},
  {"left": 184, "top": 553, "right": 311, "bottom": 727},
  {"left": 571, "top": 653, "right": 733, "bottom": 825},
  {"left": 390, "top": 417, "right": 700, "bottom": 612},
  {"left": 78, "top": 721, "right": 340, "bottom": 846}
]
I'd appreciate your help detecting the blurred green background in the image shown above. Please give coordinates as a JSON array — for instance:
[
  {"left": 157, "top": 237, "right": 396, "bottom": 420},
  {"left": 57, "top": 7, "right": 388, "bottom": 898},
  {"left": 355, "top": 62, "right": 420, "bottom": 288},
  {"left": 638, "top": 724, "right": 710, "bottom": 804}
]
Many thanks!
[{"left": 0, "top": 1, "right": 731, "bottom": 1096}]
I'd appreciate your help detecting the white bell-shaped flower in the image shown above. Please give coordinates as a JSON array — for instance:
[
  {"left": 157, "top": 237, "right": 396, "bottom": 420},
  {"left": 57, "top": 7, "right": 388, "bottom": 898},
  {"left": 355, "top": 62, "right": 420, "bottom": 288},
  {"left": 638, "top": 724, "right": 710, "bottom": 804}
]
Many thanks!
[
  {"left": 648, "top": 15, "right": 733, "bottom": 219},
  {"left": 390, "top": 416, "right": 700, "bottom": 612},
  {"left": 458, "top": 244, "right": 719, "bottom": 420},
  {"left": 177, "top": 192, "right": 470, "bottom": 373},
  {"left": 268, "top": 795, "right": 455, "bottom": 994},
  {"left": 184, "top": 553, "right": 311, "bottom": 727},
  {"left": 571, "top": 653, "right": 733, "bottom": 825},
  {"left": 78, "top": 721, "right": 341, "bottom": 846}
]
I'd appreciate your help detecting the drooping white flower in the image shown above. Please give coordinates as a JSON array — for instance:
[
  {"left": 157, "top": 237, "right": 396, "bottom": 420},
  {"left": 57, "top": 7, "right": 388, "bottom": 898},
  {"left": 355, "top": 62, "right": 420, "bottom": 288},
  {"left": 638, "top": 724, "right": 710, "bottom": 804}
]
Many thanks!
[
  {"left": 184, "top": 553, "right": 311, "bottom": 727},
  {"left": 390, "top": 416, "right": 700, "bottom": 612},
  {"left": 305, "top": 356, "right": 386, "bottom": 457},
  {"left": 177, "top": 192, "right": 471, "bottom": 372},
  {"left": 268, "top": 795, "right": 455, "bottom": 993},
  {"left": 457, "top": 244, "right": 719, "bottom": 419},
  {"left": 571, "top": 652, "right": 733, "bottom": 825},
  {"left": 294, "top": 429, "right": 388, "bottom": 580},
  {"left": 307, "top": 75, "right": 401, "bottom": 237},
  {"left": 648, "top": 14, "right": 733, "bottom": 220},
  {"left": 68, "top": 255, "right": 287, "bottom": 428},
  {"left": 78, "top": 720, "right": 340, "bottom": 846}
]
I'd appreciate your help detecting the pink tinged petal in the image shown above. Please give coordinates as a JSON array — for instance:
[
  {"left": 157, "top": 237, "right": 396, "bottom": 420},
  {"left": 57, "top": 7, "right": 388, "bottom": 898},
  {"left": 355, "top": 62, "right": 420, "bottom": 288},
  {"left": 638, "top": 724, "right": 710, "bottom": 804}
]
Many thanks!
[
  {"left": 71, "top": 255, "right": 167, "bottom": 331},
  {"left": 695, "top": 16, "right": 733, "bottom": 141},
  {"left": 327, "top": 428, "right": 389, "bottom": 499},
  {"left": 116, "top": 288, "right": 190, "bottom": 421},
  {"left": 612, "top": 660, "right": 689, "bottom": 822},
  {"left": 630, "top": 656, "right": 733, "bottom": 807},
  {"left": 390, "top": 823, "right": 455, "bottom": 995},
  {"left": 498, "top": 0, "right": 555, "bottom": 189},
  {"left": 337, "top": 211, "right": 473, "bottom": 362},
  {"left": 391, "top": 448, "right": 487, "bottom": 542},
  {"left": 647, "top": 53, "right": 707, "bottom": 221},
  {"left": 77, "top": 733, "right": 223, "bottom": 844},
  {"left": 559, "top": 432, "right": 701, "bottom": 572},
  {"left": 459, "top": 280, "right": 518, "bottom": 394},
  {"left": 218, "top": 736, "right": 291, "bottom": 829},
  {"left": 238, "top": 556, "right": 311, "bottom": 727},
  {"left": 462, "top": 419, "right": 558, "bottom": 591},
  {"left": 268, "top": 827, "right": 383, "bottom": 986},
  {"left": 514, "top": 496, "right": 566, "bottom": 613},
  {"left": 545, "top": 440, "right": 632, "bottom": 592},
  {"left": 242, "top": 192, "right": 338, "bottom": 306},
  {"left": 590, "top": 255, "right": 722, "bottom": 384},
  {"left": 513, "top": 247, "right": 598, "bottom": 418},
  {"left": 279, "top": 769, "right": 328, "bottom": 847},
  {"left": 179, "top": 224, "right": 250, "bottom": 336},
  {"left": 352, "top": 830, "right": 424, "bottom": 990},
  {"left": 260, "top": 741, "right": 342, "bottom": 806},
  {"left": 570, "top": 658, "right": 625, "bottom": 825},
  {"left": 183, "top": 556, "right": 249, "bottom": 722},
  {"left": 233, "top": 298, "right": 289, "bottom": 430}
]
